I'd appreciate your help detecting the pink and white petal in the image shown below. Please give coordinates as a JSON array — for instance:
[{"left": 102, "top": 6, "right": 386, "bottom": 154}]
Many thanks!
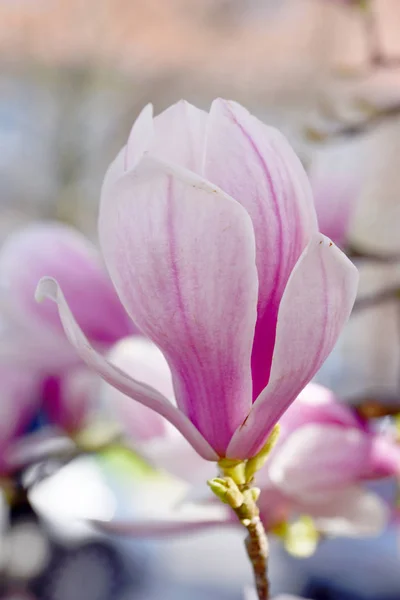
[
  {"left": 366, "top": 434, "right": 400, "bottom": 479},
  {"left": 105, "top": 337, "right": 215, "bottom": 483},
  {"left": 108, "top": 336, "right": 175, "bottom": 403},
  {"left": 125, "top": 103, "right": 154, "bottom": 171},
  {"left": 227, "top": 234, "right": 358, "bottom": 459},
  {"left": 258, "top": 485, "right": 293, "bottom": 530},
  {"left": 99, "top": 156, "right": 258, "bottom": 456},
  {"left": 102, "top": 337, "right": 172, "bottom": 442},
  {"left": 151, "top": 100, "right": 208, "bottom": 173},
  {"left": 136, "top": 430, "right": 217, "bottom": 486},
  {"left": 204, "top": 99, "right": 318, "bottom": 398},
  {"left": 92, "top": 512, "right": 232, "bottom": 538},
  {"left": 267, "top": 425, "right": 370, "bottom": 497},
  {"left": 0, "top": 222, "right": 133, "bottom": 345},
  {"left": 103, "top": 106, "right": 154, "bottom": 215},
  {"left": 35, "top": 277, "right": 218, "bottom": 462},
  {"left": 279, "top": 383, "right": 362, "bottom": 439},
  {"left": 309, "top": 486, "right": 388, "bottom": 537}
]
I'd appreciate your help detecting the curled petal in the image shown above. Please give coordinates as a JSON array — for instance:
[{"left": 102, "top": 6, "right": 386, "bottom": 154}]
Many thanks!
[
  {"left": 99, "top": 155, "right": 258, "bottom": 455},
  {"left": 204, "top": 99, "right": 318, "bottom": 398},
  {"left": 227, "top": 235, "right": 358, "bottom": 459},
  {"left": 35, "top": 277, "right": 218, "bottom": 462},
  {"left": 0, "top": 222, "right": 132, "bottom": 345}
]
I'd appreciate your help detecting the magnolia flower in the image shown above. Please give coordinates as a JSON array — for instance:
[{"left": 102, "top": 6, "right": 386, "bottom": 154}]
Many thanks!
[
  {"left": 37, "top": 99, "right": 358, "bottom": 462},
  {"left": 91, "top": 338, "right": 392, "bottom": 544}
]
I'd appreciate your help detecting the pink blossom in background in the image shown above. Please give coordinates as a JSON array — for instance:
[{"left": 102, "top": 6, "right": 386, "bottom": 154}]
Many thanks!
[
  {"left": 257, "top": 383, "right": 397, "bottom": 537},
  {"left": 37, "top": 99, "right": 358, "bottom": 462},
  {"left": 0, "top": 222, "right": 135, "bottom": 456},
  {"left": 41, "top": 367, "right": 99, "bottom": 436},
  {"left": 0, "top": 367, "right": 41, "bottom": 476},
  {"left": 0, "top": 222, "right": 133, "bottom": 363},
  {"left": 0, "top": 362, "right": 91, "bottom": 478}
]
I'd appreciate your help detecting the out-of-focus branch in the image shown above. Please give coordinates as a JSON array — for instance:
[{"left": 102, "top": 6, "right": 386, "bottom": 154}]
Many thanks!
[
  {"left": 353, "top": 398, "right": 400, "bottom": 418},
  {"left": 363, "top": 0, "right": 383, "bottom": 67},
  {"left": 306, "top": 101, "right": 400, "bottom": 141},
  {"left": 361, "top": 0, "right": 400, "bottom": 69},
  {"left": 306, "top": 0, "right": 400, "bottom": 142},
  {"left": 354, "top": 286, "right": 400, "bottom": 313},
  {"left": 347, "top": 245, "right": 400, "bottom": 264}
]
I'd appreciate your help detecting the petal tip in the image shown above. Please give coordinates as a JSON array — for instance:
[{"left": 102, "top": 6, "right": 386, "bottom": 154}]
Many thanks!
[{"left": 35, "top": 277, "right": 58, "bottom": 304}]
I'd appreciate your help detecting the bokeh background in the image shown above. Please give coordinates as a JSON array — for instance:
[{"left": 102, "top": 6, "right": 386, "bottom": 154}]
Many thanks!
[{"left": 1, "top": 0, "right": 400, "bottom": 599}]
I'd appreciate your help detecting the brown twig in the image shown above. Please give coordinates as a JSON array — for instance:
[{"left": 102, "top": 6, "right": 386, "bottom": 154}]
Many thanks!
[
  {"left": 353, "top": 285, "right": 400, "bottom": 313},
  {"left": 353, "top": 398, "right": 400, "bottom": 418},
  {"left": 362, "top": 0, "right": 383, "bottom": 67},
  {"left": 347, "top": 245, "right": 400, "bottom": 264},
  {"left": 244, "top": 519, "right": 269, "bottom": 600},
  {"left": 235, "top": 492, "right": 269, "bottom": 600},
  {"left": 306, "top": 101, "right": 400, "bottom": 141}
]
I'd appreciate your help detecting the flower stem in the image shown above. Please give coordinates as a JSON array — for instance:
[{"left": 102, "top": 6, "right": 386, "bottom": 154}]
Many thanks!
[
  {"left": 234, "top": 489, "right": 269, "bottom": 598},
  {"left": 244, "top": 515, "right": 269, "bottom": 600},
  {"left": 208, "top": 432, "right": 280, "bottom": 600},
  {"left": 208, "top": 475, "right": 270, "bottom": 599}
]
